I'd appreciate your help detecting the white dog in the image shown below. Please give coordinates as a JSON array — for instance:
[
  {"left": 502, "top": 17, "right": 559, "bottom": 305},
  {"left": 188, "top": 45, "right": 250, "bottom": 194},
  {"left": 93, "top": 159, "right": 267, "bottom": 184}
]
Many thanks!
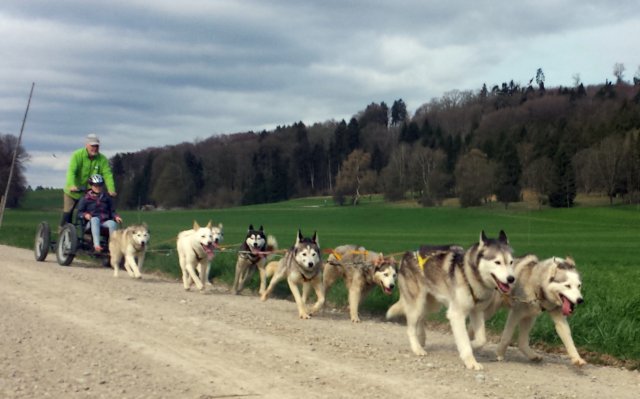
[
  {"left": 109, "top": 224, "right": 150, "bottom": 279},
  {"left": 176, "top": 220, "right": 223, "bottom": 291}
]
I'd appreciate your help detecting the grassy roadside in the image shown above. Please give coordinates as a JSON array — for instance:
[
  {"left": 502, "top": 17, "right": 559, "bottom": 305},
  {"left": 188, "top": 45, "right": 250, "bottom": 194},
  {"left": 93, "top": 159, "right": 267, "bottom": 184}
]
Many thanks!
[{"left": 2, "top": 190, "right": 639, "bottom": 368}]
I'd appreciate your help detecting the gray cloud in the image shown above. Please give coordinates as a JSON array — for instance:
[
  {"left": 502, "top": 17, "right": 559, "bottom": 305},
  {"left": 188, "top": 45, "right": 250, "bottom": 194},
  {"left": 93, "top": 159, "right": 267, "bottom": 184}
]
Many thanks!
[{"left": 1, "top": 0, "right": 639, "bottom": 188}]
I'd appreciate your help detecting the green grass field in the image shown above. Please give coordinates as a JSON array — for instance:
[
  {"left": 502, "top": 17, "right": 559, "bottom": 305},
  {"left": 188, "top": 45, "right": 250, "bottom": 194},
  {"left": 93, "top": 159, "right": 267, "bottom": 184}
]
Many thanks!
[{"left": 2, "top": 190, "right": 639, "bottom": 368}]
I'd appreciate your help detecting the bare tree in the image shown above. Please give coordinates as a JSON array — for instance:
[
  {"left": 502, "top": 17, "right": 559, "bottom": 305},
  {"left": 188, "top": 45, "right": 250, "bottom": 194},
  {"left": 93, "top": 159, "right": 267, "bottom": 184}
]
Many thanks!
[
  {"left": 381, "top": 144, "right": 411, "bottom": 201},
  {"left": 334, "top": 149, "right": 375, "bottom": 206},
  {"left": 454, "top": 149, "right": 496, "bottom": 207},
  {"left": 613, "top": 63, "right": 626, "bottom": 84},
  {"left": 522, "top": 156, "right": 553, "bottom": 208},
  {"left": 593, "top": 136, "right": 626, "bottom": 204},
  {"left": 409, "top": 146, "right": 448, "bottom": 206}
]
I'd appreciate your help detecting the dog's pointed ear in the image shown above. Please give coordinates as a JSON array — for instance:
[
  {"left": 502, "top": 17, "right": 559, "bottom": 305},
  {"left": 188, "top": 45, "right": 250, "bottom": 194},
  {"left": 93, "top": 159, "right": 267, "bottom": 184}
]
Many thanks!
[
  {"left": 218, "top": 223, "right": 223, "bottom": 229},
  {"left": 565, "top": 256, "right": 576, "bottom": 267},
  {"left": 248, "top": 224, "right": 254, "bottom": 231},
  {"left": 479, "top": 230, "right": 488, "bottom": 248},
  {"left": 259, "top": 225, "right": 264, "bottom": 232},
  {"left": 498, "top": 230, "right": 509, "bottom": 244},
  {"left": 193, "top": 220, "right": 200, "bottom": 230},
  {"left": 312, "top": 231, "right": 318, "bottom": 246},
  {"left": 296, "top": 229, "right": 303, "bottom": 245},
  {"left": 206, "top": 220, "right": 212, "bottom": 229},
  {"left": 547, "top": 260, "right": 559, "bottom": 283}
]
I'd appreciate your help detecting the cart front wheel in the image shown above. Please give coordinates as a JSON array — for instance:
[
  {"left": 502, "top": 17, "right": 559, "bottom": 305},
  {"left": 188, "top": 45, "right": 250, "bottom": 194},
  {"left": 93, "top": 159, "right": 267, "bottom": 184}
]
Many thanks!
[
  {"left": 56, "top": 223, "right": 77, "bottom": 266},
  {"left": 34, "top": 222, "right": 51, "bottom": 261}
]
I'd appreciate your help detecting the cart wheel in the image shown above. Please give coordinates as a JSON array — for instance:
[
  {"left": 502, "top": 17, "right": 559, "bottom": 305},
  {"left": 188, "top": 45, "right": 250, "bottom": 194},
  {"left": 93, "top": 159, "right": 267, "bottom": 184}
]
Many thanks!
[
  {"left": 34, "top": 222, "right": 51, "bottom": 261},
  {"left": 56, "top": 223, "right": 77, "bottom": 266}
]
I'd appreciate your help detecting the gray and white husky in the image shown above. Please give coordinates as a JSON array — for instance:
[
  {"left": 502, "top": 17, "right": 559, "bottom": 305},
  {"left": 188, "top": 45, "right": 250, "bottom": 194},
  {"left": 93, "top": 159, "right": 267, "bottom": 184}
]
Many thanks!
[
  {"left": 386, "top": 231, "right": 515, "bottom": 370},
  {"left": 322, "top": 245, "right": 398, "bottom": 323},
  {"left": 493, "top": 255, "right": 586, "bottom": 366},
  {"left": 231, "top": 225, "right": 277, "bottom": 295},
  {"left": 260, "top": 230, "right": 325, "bottom": 319}
]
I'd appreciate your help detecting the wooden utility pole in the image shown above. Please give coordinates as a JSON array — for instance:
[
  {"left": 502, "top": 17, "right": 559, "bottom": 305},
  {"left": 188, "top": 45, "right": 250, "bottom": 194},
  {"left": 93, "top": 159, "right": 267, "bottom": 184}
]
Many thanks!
[{"left": 0, "top": 82, "right": 35, "bottom": 228}]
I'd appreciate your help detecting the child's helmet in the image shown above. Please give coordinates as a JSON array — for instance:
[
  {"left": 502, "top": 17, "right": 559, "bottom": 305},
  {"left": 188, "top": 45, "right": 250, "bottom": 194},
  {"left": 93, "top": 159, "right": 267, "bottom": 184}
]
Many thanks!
[{"left": 88, "top": 174, "right": 104, "bottom": 185}]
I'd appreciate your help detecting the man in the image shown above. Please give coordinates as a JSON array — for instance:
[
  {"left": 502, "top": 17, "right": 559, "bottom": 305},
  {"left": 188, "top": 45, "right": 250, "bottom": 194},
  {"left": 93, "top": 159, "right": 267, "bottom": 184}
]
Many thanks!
[{"left": 61, "top": 133, "right": 117, "bottom": 227}]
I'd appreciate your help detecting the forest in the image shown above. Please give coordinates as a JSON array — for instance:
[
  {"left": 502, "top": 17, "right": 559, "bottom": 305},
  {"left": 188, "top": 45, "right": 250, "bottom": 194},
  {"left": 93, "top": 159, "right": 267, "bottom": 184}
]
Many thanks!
[{"left": 3, "top": 71, "right": 640, "bottom": 209}]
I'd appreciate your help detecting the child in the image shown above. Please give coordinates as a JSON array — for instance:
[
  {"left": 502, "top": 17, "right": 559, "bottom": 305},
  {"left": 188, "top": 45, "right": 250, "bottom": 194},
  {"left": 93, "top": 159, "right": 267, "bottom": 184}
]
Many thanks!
[{"left": 76, "top": 174, "right": 122, "bottom": 252}]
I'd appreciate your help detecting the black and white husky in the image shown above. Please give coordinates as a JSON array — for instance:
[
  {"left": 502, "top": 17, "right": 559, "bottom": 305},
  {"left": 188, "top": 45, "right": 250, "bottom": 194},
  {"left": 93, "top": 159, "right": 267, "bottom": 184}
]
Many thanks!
[
  {"left": 386, "top": 231, "right": 515, "bottom": 370},
  {"left": 231, "top": 225, "right": 277, "bottom": 295},
  {"left": 260, "top": 230, "right": 325, "bottom": 319}
]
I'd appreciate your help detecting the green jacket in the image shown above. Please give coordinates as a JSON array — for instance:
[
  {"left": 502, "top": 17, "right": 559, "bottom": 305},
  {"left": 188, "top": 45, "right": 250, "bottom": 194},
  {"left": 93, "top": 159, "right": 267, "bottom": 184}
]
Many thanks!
[{"left": 64, "top": 148, "right": 116, "bottom": 200}]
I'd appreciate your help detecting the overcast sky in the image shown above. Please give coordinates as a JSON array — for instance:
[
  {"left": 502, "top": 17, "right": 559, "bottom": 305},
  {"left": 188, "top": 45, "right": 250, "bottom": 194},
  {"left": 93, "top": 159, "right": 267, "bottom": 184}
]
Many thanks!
[{"left": 1, "top": 0, "right": 639, "bottom": 189}]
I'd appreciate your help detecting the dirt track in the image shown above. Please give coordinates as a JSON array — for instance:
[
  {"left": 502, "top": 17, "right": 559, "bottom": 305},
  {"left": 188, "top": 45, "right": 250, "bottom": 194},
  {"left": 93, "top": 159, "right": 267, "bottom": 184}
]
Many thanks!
[{"left": 1, "top": 244, "right": 638, "bottom": 398}]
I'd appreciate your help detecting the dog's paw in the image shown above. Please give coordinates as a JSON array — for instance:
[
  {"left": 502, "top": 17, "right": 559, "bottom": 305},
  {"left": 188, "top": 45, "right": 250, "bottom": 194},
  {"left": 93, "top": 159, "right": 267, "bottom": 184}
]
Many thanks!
[
  {"left": 529, "top": 354, "right": 543, "bottom": 362},
  {"left": 299, "top": 313, "right": 312, "bottom": 319},
  {"left": 572, "top": 357, "right": 587, "bottom": 367},
  {"left": 464, "top": 359, "right": 484, "bottom": 371},
  {"left": 260, "top": 294, "right": 268, "bottom": 302},
  {"left": 351, "top": 317, "right": 361, "bottom": 323},
  {"left": 496, "top": 354, "right": 505, "bottom": 362}
]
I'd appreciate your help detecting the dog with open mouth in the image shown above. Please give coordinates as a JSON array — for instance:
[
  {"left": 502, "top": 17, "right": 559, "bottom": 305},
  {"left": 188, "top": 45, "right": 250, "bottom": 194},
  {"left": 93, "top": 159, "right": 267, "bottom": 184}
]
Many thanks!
[
  {"left": 492, "top": 255, "right": 586, "bottom": 366},
  {"left": 176, "top": 220, "right": 223, "bottom": 291},
  {"left": 386, "top": 231, "right": 515, "bottom": 370},
  {"left": 322, "top": 245, "right": 397, "bottom": 323}
]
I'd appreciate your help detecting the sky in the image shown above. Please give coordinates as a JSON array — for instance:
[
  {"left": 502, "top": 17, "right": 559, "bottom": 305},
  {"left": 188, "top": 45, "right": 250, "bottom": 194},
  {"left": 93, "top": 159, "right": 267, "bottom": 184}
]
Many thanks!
[{"left": 1, "top": 0, "right": 639, "bottom": 189}]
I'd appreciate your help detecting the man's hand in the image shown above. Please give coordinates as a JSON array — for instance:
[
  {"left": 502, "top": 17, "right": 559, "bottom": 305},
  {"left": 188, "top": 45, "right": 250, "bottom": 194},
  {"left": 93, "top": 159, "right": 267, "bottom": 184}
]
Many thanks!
[
  {"left": 115, "top": 216, "right": 123, "bottom": 224},
  {"left": 69, "top": 186, "right": 80, "bottom": 192},
  {"left": 109, "top": 191, "right": 117, "bottom": 197},
  {"left": 84, "top": 214, "right": 91, "bottom": 221}
]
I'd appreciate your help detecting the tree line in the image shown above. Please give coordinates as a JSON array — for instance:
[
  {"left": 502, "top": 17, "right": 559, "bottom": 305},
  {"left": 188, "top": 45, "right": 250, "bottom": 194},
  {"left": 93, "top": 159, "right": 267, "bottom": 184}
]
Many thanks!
[{"left": 2, "top": 68, "right": 640, "bottom": 210}]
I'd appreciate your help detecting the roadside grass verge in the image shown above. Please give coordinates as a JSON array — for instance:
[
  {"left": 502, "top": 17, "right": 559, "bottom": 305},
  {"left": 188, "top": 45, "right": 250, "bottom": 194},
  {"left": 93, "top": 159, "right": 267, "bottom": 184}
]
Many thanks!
[{"left": 2, "top": 191, "right": 639, "bottom": 368}]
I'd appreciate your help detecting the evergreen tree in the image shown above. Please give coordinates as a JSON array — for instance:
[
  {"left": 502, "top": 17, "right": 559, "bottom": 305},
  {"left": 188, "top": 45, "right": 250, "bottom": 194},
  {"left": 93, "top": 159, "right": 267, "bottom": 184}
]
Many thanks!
[
  {"left": 495, "top": 139, "right": 522, "bottom": 208},
  {"left": 548, "top": 143, "right": 576, "bottom": 207},
  {"left": 391, "top": 99, "right": 408, "bottom": 126},
  {"left": 399, "top": 121, "right": 420, "bottom": 143}
]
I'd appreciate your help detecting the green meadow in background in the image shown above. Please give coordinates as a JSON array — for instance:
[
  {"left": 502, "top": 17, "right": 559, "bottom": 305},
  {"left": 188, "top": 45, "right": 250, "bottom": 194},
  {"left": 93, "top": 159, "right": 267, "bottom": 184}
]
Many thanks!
[{"left": 2, "top": 191, "right": 639, "bottom": 368}]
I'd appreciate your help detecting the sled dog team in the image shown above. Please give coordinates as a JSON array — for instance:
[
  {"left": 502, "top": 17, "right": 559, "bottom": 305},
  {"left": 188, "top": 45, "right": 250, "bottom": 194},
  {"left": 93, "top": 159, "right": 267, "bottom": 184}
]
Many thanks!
[{"left": 110, "top": 220, "right": 586, "bottom": 370}]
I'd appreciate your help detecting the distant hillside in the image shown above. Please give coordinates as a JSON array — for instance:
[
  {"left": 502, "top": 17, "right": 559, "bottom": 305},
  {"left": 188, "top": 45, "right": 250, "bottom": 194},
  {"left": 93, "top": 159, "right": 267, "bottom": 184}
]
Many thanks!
[{"left": 110, "top": 80, "right": 640, "bottom": 210}]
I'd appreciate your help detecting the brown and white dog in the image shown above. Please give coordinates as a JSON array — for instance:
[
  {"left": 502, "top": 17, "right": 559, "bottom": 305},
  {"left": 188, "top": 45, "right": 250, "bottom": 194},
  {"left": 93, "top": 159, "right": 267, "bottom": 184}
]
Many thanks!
[
  {"left": 261, "top": 230, "right": 325, "bottom": 319},
  {"left": 322, "top": 245, "right": 397, "bottom": 322},
  {"left": 492, "top": 255, "right": 586, "bottom": 366},
  {"left": 109, "top": 223, "right": 150, "bottom": 279}
]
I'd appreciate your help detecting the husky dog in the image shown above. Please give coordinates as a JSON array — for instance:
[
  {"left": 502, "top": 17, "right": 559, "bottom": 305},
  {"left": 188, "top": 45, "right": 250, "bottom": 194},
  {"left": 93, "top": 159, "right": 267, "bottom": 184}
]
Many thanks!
[
  {"left": 231, "top": 225, "right": 277, "bottom": 295},
  {"left": 176, "top": 220, "right": 223, "bottom": 291},
  {"left": 109, "top": 223, "right": 150, "bottom": 278},
  {"left": 261, "top": 230, "right": 325, "bottom": 319},
  {"left": 495, "top": 255, "right": 586, "bottom": 366},
  {"left": 386, "top": 231, "right": 515, "bottom": 370},
  {"left": 322, "top": 245, "right": 398, "bottom": 323}
]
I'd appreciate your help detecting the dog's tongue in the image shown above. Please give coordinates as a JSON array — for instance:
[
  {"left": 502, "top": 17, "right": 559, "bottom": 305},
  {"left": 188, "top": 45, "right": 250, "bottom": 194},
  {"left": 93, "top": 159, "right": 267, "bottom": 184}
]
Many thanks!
[
  {"left": 561, "top": 296, "right": 573, "bottom": 316},
  {"left": 203, "top": 244, "right": 214, "bottom": 260},
  {"left": 497, "top": 281, "right": 511, "bottom": 293}
]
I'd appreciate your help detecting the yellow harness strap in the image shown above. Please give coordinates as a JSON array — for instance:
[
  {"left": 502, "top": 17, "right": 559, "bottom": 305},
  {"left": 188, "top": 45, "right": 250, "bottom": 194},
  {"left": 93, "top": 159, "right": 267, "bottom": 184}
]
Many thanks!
[
  {"left": 416, "top": 252, "right": 429, "bottom": 271},
  {"left": 331, "top": 249, "right": 343, "bottom": 262}
]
